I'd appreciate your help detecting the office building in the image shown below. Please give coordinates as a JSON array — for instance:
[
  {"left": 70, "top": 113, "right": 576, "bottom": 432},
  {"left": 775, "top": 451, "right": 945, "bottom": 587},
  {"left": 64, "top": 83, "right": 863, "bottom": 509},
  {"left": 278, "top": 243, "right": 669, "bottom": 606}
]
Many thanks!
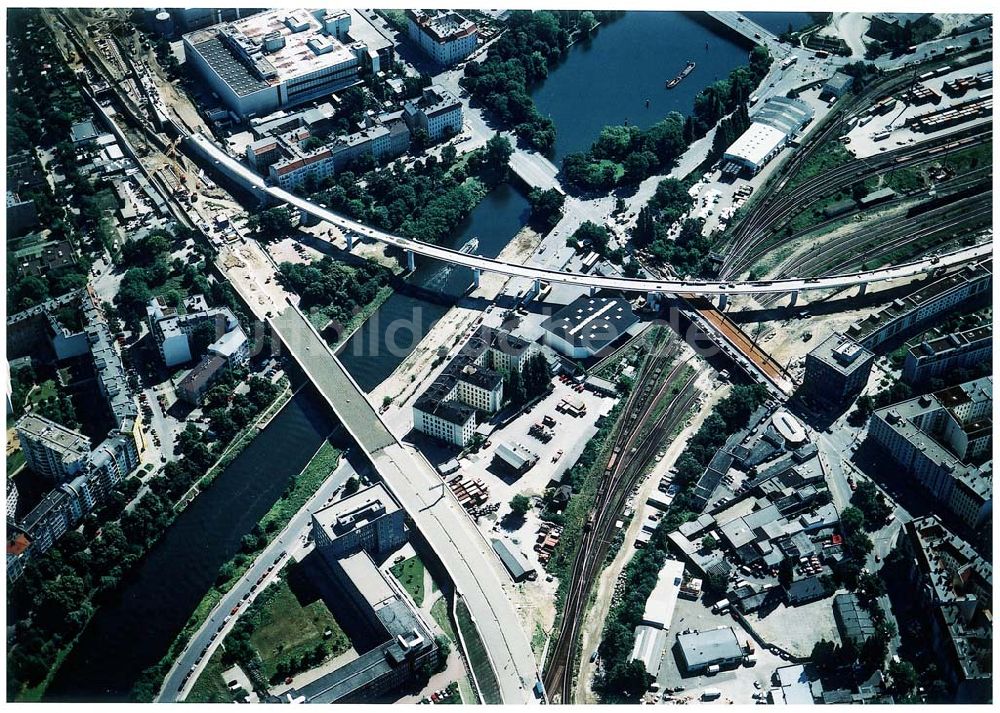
[
  {"left": 903, "top": 325, "right": 991, "bottom": 386},
  {"left": 183, "top": 9, "right": 376, "bottom": 119},
  {"left": 7, "top": 191, "right": 38, "bottom": 234},
  {"left": 802, "top": 333, "right": 874, "bottom": 406},
  {"left": 413, "top": 327, "right": 531, "bottom": 447},
  {"left": 541, "top": 296, "right": 639, "bottom": 359},
  {"left": 406, "top": 10, "right": 478, "bottom": 66},
  {"left": 402, "top": 85, "right": 463, "bottom": 141},
  {"left": 177, "top": 354, "right": 228, "bottom": 404},
  {"left": 846, "top": 262, "right": 992, "bottom": 350},
  {"left": 298, "top": 484, "right": 438, "bottom": 703},
  {"left": 675, "top": 626, "right": 746, "bottom": 673},
  {"left": 868, "top": 377, "right": 992, "bottom": 528},
  {"left": 16, "top": 414, "right": 92, "bottom": 482},
  {"left": 6, "top": 481, "right": 18, "bottom": 522},
  {"left": 312, "top": 483, "right": 407, "bottom": 561},
  {"left": 900, "top": 516, "right": 991, "bottom": 703}
]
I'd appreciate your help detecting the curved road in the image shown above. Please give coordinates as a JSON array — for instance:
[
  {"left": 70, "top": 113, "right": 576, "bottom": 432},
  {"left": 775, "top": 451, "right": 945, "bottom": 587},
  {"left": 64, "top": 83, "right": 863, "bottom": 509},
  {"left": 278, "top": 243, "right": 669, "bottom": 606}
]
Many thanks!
[{"left": 187, "top": 133, "right": 990, "bottom": 297}]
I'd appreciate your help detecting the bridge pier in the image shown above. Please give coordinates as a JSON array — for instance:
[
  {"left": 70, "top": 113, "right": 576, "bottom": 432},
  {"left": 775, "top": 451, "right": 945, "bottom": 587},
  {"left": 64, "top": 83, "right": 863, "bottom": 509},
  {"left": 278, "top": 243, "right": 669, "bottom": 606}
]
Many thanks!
[
  {"left": 533, "top": 277, "right": 541, "bottom": 294},
  {"left": 472, "top": 268, "right": 481, "bottom": 290},
  {"left": 345, "top": 231, "right": 354, "bottom": 251},
  {"left": 718, "top": 293, "right": 728, "bottom": 310},
  {"left": 406, "top": 249, "right": 415, "bottom": 273},
  {"left": 857, "top": 282, "right": 867, "bottom": 297},
  {"left": 787, "top": 291, "right": 799, "bottom": 307},
  {"left": 589, "top": 284, "right": 599, "bottom": 297}
]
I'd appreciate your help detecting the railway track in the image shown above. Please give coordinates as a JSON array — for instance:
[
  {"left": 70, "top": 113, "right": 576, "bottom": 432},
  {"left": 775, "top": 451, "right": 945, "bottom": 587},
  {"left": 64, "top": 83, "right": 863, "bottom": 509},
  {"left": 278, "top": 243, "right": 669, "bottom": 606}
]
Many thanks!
[
  {"left": 754, "top": 192, "right": 993, "bottom": 308},
  {"left": 544, "top": 332, "right": 701, "bottom": 703},
  {"left": 722, "top": 125, "right": 992, "bottom": 276}
]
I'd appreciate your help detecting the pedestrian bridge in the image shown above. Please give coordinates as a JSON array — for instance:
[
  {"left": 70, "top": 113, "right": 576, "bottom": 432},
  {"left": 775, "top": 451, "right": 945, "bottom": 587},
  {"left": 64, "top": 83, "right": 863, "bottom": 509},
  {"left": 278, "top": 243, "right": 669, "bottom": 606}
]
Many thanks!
[{"left": 186, "top": 132, "right": 990, "bottom": 297}]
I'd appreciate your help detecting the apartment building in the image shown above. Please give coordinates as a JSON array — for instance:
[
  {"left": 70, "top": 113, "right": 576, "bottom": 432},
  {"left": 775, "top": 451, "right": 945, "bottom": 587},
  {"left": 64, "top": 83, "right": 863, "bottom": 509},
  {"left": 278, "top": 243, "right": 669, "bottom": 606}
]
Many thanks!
[
  {"left": 868, "top": 377, "right": 992, "bottom": 528},
  {"left": 405, "top": 10, "right": 478, "bottom": 66},
  {"left": 903, "top": 325, "right": 991, "bottom": 386}
]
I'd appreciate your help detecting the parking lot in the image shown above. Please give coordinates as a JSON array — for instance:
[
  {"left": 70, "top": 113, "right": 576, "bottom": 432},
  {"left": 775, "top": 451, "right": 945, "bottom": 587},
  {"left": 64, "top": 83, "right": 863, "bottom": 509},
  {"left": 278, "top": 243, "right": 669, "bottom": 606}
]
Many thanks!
[{"left": 459, "top": 379, "right": 617, "bottom": 506}]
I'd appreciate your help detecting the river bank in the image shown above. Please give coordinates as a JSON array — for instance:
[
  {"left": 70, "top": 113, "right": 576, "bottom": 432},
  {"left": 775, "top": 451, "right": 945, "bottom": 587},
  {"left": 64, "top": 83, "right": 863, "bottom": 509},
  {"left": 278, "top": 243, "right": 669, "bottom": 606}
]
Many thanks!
[{"left": 42, "top": 386, "right": 334, "bottom": 701}]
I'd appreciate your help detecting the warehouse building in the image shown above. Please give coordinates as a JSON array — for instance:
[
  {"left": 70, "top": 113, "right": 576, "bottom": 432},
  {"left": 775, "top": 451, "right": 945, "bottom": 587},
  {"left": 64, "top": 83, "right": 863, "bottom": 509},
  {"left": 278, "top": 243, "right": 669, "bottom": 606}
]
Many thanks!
[
  {"left": 675, "top": 626, "right": 746, "bottom": 673},
  {"left": 492, "top": 538, "right": 536, "bottom": 582},
  {"left": 722, "top": 97, "right": 814, "bottom": 174},
  {"left": 833, "top": 593, "right": 875, "bottom": 646},
  {"left": 183, "top": 9, "right": 376, "bottom": 119},
  {"left": 541, "top": 296, "right": 639, "bottom": 359},
  {"left": 820, "top": 71, "right": 855, "bottom": 100}
]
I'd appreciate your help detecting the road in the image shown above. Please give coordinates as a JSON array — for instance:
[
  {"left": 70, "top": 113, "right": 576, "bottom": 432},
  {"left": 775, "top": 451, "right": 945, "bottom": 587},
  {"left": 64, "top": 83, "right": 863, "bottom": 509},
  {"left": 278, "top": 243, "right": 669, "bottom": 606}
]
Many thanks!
[
  {"left": 268, "top": 305, "right": 540, "bottom": 704},
  {"left": 157, "top": 453, "right": 358, "bottom": 701}
]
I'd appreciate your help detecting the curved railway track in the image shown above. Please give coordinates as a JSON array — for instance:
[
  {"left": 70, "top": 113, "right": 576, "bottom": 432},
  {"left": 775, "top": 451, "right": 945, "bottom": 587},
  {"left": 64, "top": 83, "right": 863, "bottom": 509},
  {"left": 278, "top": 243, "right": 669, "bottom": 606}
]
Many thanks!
[
  {"left": 544, "top": 333, "right": 701, "bottom": 702},
  {"left": 722, "top": 126, "right": 992, "bottom": 276}
]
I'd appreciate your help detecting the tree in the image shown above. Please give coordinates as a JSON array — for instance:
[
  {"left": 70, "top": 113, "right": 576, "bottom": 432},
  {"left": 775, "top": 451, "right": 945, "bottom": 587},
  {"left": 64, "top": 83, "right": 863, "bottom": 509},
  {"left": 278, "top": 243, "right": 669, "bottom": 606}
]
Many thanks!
[
  {"left": 247, "top": 206, "right": 296, "bottom": 240},
  {"left": 700, "top": 535, "right": 718, "bottom": 552},
  {"left": 527, "top": 187, "right": 565, "bottom": 230},
  {"left": 510, "top": 494, "right": 531, "bottom": 517},
  {"left": 887, "top": 659, "right": 918, "bottom": 697},
  {"left": 483, "top": 133, "right": 513, "bottom": 181},
  {"left": 851, "top": 481, "right": 892, "bottom": 530},
  {"left": 344, "top": 477, "right": 360, "bottom": 496},
  {"left": 572, "top": 221, "right": 610, "bottom": 256}
]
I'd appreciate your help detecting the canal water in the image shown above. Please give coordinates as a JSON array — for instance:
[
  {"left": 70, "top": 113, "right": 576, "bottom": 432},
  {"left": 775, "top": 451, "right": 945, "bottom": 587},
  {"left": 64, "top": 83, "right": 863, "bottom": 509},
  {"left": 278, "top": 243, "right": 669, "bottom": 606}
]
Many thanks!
[
  {"left": 530, "top": 11, "right": 751, "bottom": 164},
  {"left": 338, "top": 182, "right": 531, "bottom": 392},
  {"left": 45, "top": 385, "right": 336, "bottom": 701}
]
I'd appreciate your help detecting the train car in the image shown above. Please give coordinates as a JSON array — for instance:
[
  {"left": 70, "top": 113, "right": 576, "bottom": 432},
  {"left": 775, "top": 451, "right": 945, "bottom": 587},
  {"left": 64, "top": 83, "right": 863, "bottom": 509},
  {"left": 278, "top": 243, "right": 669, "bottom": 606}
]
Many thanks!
[{"left": 584, "top": 511, "right": 596, "bottom": 532}]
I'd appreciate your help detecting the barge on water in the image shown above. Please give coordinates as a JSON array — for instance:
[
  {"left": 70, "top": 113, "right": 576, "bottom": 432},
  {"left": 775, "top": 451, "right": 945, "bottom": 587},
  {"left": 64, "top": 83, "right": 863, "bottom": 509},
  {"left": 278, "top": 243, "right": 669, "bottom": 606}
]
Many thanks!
[{"left": 666, "top": 60, "right": 696, "bottom": 89}]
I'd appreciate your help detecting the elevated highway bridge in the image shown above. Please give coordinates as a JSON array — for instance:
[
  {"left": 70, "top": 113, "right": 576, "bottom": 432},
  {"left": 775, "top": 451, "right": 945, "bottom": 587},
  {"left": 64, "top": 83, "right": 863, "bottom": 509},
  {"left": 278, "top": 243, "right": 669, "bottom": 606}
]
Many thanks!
[{"left": 187, "top": 131, "right": 989, "bottom": 300}]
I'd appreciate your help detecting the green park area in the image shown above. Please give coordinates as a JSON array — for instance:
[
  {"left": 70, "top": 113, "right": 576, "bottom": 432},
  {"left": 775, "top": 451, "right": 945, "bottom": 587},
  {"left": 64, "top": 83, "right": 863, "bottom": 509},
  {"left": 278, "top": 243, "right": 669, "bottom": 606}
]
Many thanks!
[
  {"left": 186, "top": 649, "right": 236, "bottom": 704},
  {"left": 241, "top": 577, "right": 351, "bottom": 683},
  {"left": 390, "top": 555, "right": 425, "bottom": 606}
]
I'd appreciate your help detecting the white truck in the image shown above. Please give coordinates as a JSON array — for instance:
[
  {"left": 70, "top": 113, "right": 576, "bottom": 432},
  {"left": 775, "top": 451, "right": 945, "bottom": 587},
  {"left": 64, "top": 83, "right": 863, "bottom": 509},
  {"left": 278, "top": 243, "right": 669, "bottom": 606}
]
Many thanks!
[{"left": 702, "top": 687, "right": 722, "bottom": 699}]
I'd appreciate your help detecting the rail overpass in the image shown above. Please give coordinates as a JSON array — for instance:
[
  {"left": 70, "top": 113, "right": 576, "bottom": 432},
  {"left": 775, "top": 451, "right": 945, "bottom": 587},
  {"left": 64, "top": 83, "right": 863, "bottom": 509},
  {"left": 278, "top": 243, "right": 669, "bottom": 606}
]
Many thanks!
[
  {"left": 187, "top": 131, "right": 989, "bottom": 300},
  {"left": 268, "top": 304, "right": 539, "bottom": 704}
]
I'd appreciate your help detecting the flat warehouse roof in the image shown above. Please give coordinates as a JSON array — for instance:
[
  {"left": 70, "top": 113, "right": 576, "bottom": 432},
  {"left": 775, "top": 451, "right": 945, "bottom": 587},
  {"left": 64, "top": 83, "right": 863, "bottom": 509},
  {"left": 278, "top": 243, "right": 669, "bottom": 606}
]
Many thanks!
[{"left": 724, "top": 123, "right": 787, "bottom": 167}]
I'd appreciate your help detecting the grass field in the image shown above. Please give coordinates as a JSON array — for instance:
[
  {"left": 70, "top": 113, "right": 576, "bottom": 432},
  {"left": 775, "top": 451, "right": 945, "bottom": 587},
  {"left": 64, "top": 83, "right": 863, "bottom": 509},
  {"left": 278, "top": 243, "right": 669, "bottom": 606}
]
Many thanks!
[
  {"left": 27, "top": 380, "right": 58, "bottom": 408},
  {"left": 248, "top": 578, "right": 350, "bottom": 681},
  {"left": 185, "top": 648, "right": 233, "bottom": 703},
  {"left": 430, "top": 596, "right": 456, "bottom": 642},
  {"left": 7, "top": 448, "right": 25, "bottom": 476},
  {"left": 390, "top": 555, "right": 425, "bottom": 606}
]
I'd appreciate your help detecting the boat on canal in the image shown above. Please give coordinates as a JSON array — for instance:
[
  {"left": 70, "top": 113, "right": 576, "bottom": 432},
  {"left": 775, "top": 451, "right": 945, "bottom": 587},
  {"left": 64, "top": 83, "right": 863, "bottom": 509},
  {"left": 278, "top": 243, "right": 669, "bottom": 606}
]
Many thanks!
[{"left": 666, "top": 60, "right": 696, "bottom": 89}]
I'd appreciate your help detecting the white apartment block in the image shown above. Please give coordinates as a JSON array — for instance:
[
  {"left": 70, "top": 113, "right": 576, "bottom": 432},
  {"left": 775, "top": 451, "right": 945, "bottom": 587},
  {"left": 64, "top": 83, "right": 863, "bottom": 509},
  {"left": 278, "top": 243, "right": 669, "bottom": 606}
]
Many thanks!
[{"left": 406, "top": 10, "right": 478, "bottom": 67}]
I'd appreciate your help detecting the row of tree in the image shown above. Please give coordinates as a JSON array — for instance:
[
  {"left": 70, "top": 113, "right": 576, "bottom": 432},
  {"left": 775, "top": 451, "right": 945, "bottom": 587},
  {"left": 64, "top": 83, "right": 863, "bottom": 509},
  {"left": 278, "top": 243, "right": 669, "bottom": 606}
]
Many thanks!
[{"left": 504, "top": 352, "right": 553, "bottom": 408}]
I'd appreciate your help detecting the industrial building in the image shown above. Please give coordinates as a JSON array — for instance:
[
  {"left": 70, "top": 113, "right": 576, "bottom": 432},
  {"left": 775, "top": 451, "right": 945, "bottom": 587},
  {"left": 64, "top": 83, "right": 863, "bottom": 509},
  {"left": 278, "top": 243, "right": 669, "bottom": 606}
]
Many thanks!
[
  {"left": 675, "top": 626, "right": 746, "bottom": 673},
  {"left": 846, "top": 262, "right": 992, "bottom": 350},
  {"left": 406, "top": 10, "right": 478, "bottom": 66},
  {"left": 902, "top": 325, "right": 991, "bottom": 386},
  {"left": 820, "top": 71, "right": 855, "bottom": 100},
  {"left": 900, "top": 516, "right": 992, "bottom": 703},
  {"left": 630, "top": 559, "right": 686, "bottom": 676},
  {"left": 868, "top": 377, "right": 992, "bottom": 528},
  {"left": 541, "top": 296, "right": 639, "bottom": 359},
  {"left": 298, "top": 485, "right": 438, "bottom": 703},
  {"left": 802, "top": 332, "right": 875, "bottom": 406},
  {"left": 492, "top": 538, "right": 536, "bottom": 582},
  {"left": 722, "top": 97, "right": 814, "bottom": 174},
  {"left": 413, "top": 327, "right": 533, "bottom": 447},
  {"left": 493, "top": 441, "right": 539, "bottom": 475},
  {"left": 183, "top": 9, "right": 377, "bottom": 119}
]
